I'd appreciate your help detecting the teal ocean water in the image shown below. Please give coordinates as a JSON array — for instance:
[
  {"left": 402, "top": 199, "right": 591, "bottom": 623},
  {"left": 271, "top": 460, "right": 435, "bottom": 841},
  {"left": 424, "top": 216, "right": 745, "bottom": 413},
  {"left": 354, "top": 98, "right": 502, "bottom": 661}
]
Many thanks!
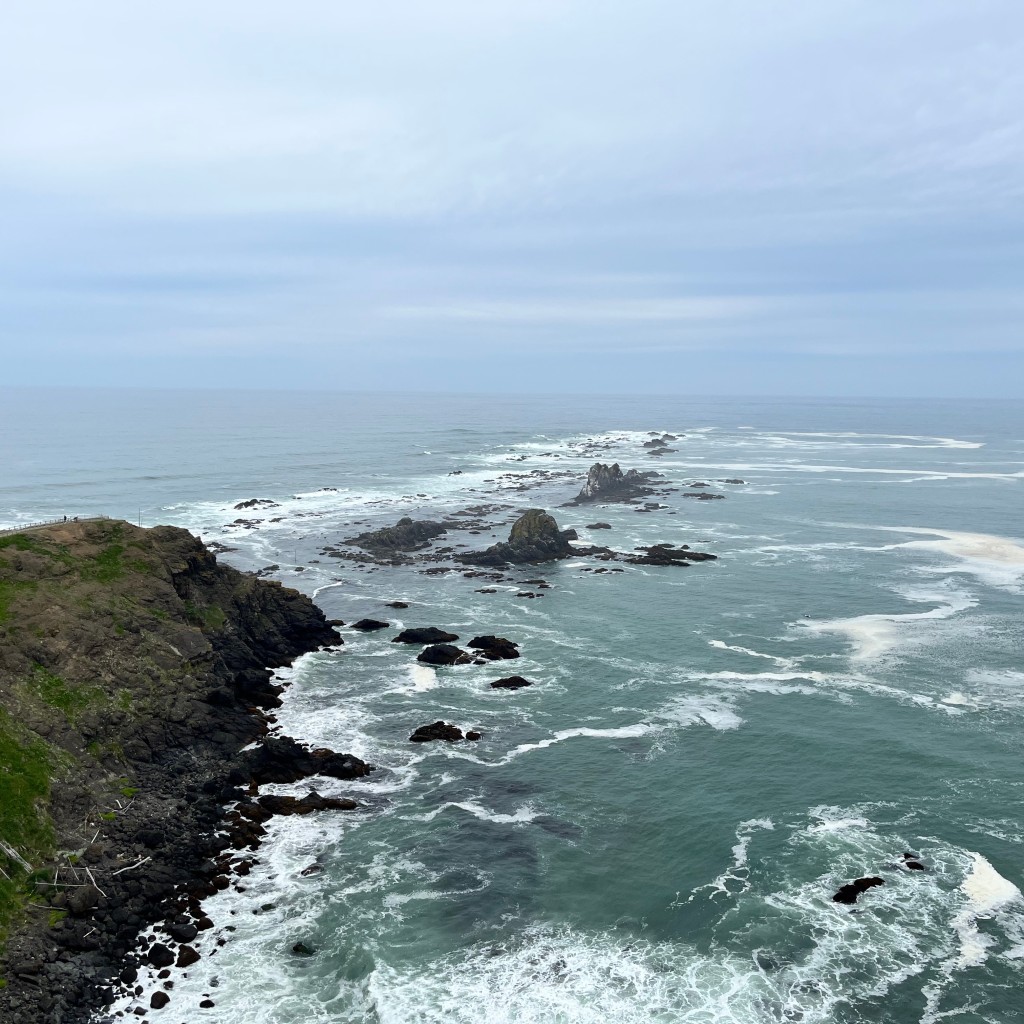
[{"left": 3, "top": 389, "right": 1024, "bottom": 1023}]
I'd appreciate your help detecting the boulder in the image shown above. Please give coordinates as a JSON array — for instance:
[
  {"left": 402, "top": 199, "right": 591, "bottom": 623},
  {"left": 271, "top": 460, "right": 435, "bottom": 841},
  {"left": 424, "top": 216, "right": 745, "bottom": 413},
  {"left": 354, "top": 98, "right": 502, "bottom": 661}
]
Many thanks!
[
  {"left": 468, "top": 636, "right": 520, "bottom": 661},
  {"left": 490, "top": 676, "right": 533, "bottom": 690},
  {"left": 392, "top": 627, "right": 459, "bottom": 645},
  {"left": 454, "top": 509, "right": 578, "bottom": 566},
  {"left": 832, "top": 876, "right": 885, "bottom": 904},
  {"left": 567, "top": 463, "right": 660, "bottom": 505},
  {"left": 417, "top": 644, "right": 472, "bottom": 666},
  {"left": 246, "top": 736, "right": 373, "bottom": 784},
  {"left": 350, "top": 619, "right": 389, "bottom": 631},
  {"left": 409, "top": 721, "right": 464, "bottom": 742},
  {"left": 258, "top": 791, "right": 358, "bottom": 816}
]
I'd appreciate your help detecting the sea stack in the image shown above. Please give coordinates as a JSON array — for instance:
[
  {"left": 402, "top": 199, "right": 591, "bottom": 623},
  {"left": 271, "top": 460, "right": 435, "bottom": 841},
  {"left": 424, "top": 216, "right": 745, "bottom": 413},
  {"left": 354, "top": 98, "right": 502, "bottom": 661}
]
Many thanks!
[
  {"left": 454, "top": 509, "right": 578, "bottom": 566},
  {"left": 566, "top": 463, "right": 660, "bottom": 505}
]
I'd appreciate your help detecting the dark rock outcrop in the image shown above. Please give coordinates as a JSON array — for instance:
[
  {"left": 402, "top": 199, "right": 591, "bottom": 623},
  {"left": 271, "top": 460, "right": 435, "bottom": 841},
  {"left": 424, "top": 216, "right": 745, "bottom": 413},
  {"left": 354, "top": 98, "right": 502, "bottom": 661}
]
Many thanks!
[
  {"left": 454, "top": 509, "right": 577, "bottom": 567},
  {"left": 622, "top": 543, "right": 717, "bottom": 567},
  {"left": 345, "top": 517, "right": 447, "bottom": 555},
  {"left": 832, "top": 876, "right": 885, "bottom": 904},
  {"left": 409, "top": 721, "right": 464, "bottom": 742},
  {"left": 566, "top": 463, "right": 660, "bottom": 505},
  {"left": 257, "top": 791, "right": 358, "bottom": 816},
  {"left": 490, "top": 676, "right": 533, "bottom": 690},
  {"left": 417, "top": 644, "right": 472, "bottom": 666},
  {"left": 245, "top": 736, "right": 373, "bottom": 784},
  {"left": 350, "top": 618, "right": 389, "bottom": 631},
  {"left": 468, "top": 636, "right": 521, "bottom": 661},
  {"left": 392, "top": 627, "right": 459, "bottom": 645}
]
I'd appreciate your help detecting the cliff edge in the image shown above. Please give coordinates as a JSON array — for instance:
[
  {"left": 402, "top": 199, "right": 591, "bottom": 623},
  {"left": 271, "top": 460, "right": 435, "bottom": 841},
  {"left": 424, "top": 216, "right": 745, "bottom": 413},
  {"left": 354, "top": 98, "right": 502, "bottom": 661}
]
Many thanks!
[{"left": 0, "top": 520, "right": 342, "bottom": 1022}]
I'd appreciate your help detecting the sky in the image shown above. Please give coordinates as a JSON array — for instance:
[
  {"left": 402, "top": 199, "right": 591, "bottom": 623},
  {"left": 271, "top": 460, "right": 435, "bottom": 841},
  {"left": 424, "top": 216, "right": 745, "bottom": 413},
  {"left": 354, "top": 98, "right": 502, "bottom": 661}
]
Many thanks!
[{"left": 1, "top": 1, "right": 1023, "bottom": 396}]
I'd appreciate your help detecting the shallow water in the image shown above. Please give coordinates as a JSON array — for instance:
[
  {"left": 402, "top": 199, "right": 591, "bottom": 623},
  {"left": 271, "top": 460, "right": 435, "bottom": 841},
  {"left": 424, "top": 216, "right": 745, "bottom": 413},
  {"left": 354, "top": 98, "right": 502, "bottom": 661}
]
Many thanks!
[{"left": 3, "top": 389, "right": 1023, "bottom": 1023}]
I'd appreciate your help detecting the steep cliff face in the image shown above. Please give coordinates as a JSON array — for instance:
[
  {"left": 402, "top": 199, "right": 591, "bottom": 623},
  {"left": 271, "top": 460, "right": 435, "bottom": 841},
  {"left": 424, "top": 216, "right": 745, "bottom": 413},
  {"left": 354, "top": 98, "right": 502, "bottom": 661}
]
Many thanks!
[{"left": 0, "top": 520, "right": 340, "bottom": 1022}]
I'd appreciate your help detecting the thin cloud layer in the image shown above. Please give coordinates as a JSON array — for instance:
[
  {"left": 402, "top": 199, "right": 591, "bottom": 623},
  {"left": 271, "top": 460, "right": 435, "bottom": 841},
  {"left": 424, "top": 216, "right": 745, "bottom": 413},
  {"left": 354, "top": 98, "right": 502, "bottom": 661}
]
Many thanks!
[{"left": 1, "top": 1, "right": 1022, "bottom": 393}]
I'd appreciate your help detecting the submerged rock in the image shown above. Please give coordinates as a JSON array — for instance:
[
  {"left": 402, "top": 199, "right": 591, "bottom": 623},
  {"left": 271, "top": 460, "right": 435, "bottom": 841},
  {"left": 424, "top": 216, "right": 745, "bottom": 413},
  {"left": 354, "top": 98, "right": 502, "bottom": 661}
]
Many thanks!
[
  {"left": 410, "top": 721, "right": 465, "bottom": 742},
  {"left": 567, "top": 463, "right": 660, "bottom": 505},
  {"left": 623, "top": 543, "right": 717, "bottom": 567},
  {"left": 392, "top": 627, "right": 459, "bottom": 645},
  {"left": 454, "top": 509, "right": 577, "bottom": 566},
  {"left": 832, "top": 876, "right": 885, "bottom": 904}
]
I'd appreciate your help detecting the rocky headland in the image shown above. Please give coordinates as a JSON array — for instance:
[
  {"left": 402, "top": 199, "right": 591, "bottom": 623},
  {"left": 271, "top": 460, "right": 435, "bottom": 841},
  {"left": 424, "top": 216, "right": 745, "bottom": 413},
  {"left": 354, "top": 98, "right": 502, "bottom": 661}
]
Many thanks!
[{"left": 0, "top": 520, "right": 364, "bottom": 1023}]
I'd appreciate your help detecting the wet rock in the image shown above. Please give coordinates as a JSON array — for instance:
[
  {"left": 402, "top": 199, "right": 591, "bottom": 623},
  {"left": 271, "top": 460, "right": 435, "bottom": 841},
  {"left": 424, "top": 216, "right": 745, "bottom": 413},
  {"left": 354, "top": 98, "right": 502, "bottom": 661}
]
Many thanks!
[
  {"left": 489, "top": 676, "right": 533, "bottom": 690},
  {"left": 586, "top": 522, "right": 612, "bottom": 530},
  {"left": 416, "top": 644, "right": 472, "bottom": 666},
  {"left": 386, "top": 601, "right": 409, "bottom": 608},
  {"left": 246, "top": 736, "right": 374, "bottom": 784},
  {"left": 258, "top": 791, "right": 358, "bottom": 816},
  {"left": 233, "top": 498, "right": 278, "bottom": 510},
  {"left": 345, "top": 517, "right": 447, "bottom": 555},
  {"left": 150, "top": 990, "right": 171, "bottom": 1009},
  {"left": 350, "top": 618, "right": 389, "bottom": 632},
  {"left": 622, "top": 543, "right": 717, "bottom": 567},
  {"left": 409, "top": 721, "right": 464, "bottom": 742},
  {"left": 721, "top": 478, "right": 746, "bottom": 484},
  {"left": 147, "top": 943, "right": 175, "bottom": 969},
  {"left": 465, "top": 731, "right": 482, "bottom": 741},
  {"left": 176, "top": 945, "right": 201, "bottom": 968},
  {"left": 468, "top": 636, "right": 520, "bottom": 660},
  {"left": 567, "top": 463, "right": 660, "bottom": 505},
  {"left": 454, "top": 509, "right": 578, "bottom": 567},
  {"left": 292, "top": 942, "right": 315, "bottom": 956},
  {"left": 682, "top": 492, "right": 725, "bottom": 500},
  {"left": 392, "top": 627, "right": 459, "bottom": 645},
  {"left": 832, "top": 876, "right": 885, "bottom": 904},
  {"left": 903, "top": 852, "right": 927, "bottom": 871}
]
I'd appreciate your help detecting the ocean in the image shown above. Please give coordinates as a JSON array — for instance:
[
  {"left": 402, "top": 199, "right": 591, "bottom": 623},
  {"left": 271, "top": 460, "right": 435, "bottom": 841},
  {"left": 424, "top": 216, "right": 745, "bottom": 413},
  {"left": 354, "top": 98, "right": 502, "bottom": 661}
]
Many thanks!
[{"left": 2, "top": 388, "right": 1023, "bottom": 1023}]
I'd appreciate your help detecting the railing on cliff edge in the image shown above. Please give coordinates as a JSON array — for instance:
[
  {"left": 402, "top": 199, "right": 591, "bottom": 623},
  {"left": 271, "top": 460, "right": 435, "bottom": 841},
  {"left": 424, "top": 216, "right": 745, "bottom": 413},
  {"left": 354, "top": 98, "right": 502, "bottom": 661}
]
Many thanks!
[{"left": 0, "top": 515, "right": 110, "bottom": 538}]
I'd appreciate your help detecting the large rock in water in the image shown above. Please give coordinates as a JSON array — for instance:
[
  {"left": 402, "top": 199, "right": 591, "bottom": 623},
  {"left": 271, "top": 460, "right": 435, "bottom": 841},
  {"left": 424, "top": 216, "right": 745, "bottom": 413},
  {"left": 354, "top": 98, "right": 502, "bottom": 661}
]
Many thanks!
[
  {"left": 392, "top": 627, "right": 459, "bottom": 645},
  {"left": 832, "top": 876, "right": 885, "bottom": 904},
  {"left": 454, "top": 509, "right": 577, "bottom": 566},
  {"left": 345, "top": 517, "right": 448, "bottom": 554},
  {"left": 566, "top": 463, "right": 660, "bottom": 505}
]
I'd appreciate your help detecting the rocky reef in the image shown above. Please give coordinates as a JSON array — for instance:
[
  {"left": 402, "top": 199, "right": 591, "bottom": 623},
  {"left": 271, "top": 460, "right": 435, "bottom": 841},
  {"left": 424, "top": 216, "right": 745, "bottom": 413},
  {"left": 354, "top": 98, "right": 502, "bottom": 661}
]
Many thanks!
[
  {"left": 0, "top": 520, "right": 358, "bottom": 1023},
  {"left": 454, "top": 509, "right": 579, "bottom": 567},
  {"left": 565, "top": 463, "right": 661, "bottom": 505},
  {"left": 344, "top": 516, "right": 448, "bottom": 555}
]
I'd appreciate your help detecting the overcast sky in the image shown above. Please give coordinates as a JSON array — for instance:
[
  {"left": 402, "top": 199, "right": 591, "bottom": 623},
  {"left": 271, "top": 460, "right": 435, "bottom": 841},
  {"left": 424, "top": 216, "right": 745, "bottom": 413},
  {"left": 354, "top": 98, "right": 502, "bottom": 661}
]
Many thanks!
[{"left": 2, "top": 1, "right": 1023, "bottom": 395}]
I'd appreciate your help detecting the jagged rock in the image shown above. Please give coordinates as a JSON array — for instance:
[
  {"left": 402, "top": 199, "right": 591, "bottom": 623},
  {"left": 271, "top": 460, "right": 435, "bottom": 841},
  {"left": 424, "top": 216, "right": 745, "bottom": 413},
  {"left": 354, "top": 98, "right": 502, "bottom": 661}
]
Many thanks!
[
  {"left": 246, "top": 736, "right": 373, "bottom": 784},
  {"left": 832, "top": 876, "right": 885, "bottom": 904},
  {"left": 392, "top": 627, "right": 459, "bottom": 645},
  {"left": 490, "top": 676, "right": 533, "bottom": 689},
  {"left": 350, "top": 618, "right": 389, "bottom": 631},
  {"left": 417, "top": 644, "right": 472, "bottom": 666},
  {"left": 566, "top": 463, "right": 660, "bottom": 505},
  {"left": 409, "top": 721, "right": 464, "bottom": 742},
  {"left": 454, "top": 509, "right": 577, "bottom": 566},
  {"left": 345, "top": 517, "right": 447, "bottom": 554},
  {"left": 234, "top": 498, "right": 278, "bottom": 510},
  {"left": 468, "top": 636, "right": 520, "bottom": 660},
  {"left": 622, "top": 543, "right": 717, "bottom": 567},
  {"left": 257, "top": 791, "right": 358, "bottom": 816}
]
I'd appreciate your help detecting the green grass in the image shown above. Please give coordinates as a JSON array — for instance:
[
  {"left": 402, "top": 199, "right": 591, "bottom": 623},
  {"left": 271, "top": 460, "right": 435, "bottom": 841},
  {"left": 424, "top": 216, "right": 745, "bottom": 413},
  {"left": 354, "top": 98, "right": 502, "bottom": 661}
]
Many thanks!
[
  {"left": 80, "top": 543, "right": 125, "bottom": 583},
  {"left": 26, "top": 666, "right": 106, "bottom": 725},
  {"left": 0, "top": 709, "right": 55, "bottom": 946},
  {"left": 0, "top": 580, "right": 36, "bottom": 625},
  {"left": 185, "top": 601, "right": 226, "bottom": 631}
]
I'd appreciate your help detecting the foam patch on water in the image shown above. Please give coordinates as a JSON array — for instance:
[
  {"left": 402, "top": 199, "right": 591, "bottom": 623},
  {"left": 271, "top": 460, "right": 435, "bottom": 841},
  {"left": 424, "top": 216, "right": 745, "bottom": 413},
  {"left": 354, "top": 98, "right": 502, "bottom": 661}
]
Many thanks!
[
  {"left": 708, "top": 639, "right": 795, "bottom": 668},
  {"left": 797, "top": 583, "right": 976, "bottom": 661},
  {"left": 409, "top": 801, "right": 540, "bottom": 825},
  {"left": 950, "top": 853, "right": 1024, "bottom": 968}
]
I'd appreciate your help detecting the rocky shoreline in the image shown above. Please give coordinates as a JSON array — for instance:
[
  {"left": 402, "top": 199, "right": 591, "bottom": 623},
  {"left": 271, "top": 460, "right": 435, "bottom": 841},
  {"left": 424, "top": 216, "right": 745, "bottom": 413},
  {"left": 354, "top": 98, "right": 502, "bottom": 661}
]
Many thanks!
[{"left": 0, "top": 520, "right": 367, "bottom": 1023}]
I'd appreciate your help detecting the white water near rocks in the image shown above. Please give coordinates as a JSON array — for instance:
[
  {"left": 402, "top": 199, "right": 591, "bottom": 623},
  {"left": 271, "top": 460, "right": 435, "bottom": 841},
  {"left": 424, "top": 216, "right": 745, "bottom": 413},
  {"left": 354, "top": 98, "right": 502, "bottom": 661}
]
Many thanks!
[{"left": 2, "top": 389, "right": 1023, "bottom": 1023}]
